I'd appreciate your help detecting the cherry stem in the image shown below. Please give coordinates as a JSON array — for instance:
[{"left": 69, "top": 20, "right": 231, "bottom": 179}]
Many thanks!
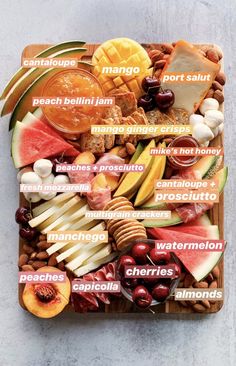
[
  {"left": 148, "top": 307, "right": 155, "bottom": 314},
  {"left": 146, "top": 254, "right": 155, "bottom": 266}
]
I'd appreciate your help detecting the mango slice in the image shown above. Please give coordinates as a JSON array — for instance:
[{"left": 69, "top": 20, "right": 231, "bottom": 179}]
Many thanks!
[{"left": 114, "top": 139, "right": 155, "bottom": 198}]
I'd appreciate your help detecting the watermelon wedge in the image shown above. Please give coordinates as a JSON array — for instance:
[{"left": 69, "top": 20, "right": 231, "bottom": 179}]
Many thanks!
[
  {"left": 21, "top": 111, "right": 79, "bottom": 157},
  {"left": 156, "top": 225, "right": 219, "bottom": 238},
  {"left": 147, "top": 227, "right": 222, "bottom": 281},
  {"left": 12, "top": 121, "right": 78, "bottom": 168}
]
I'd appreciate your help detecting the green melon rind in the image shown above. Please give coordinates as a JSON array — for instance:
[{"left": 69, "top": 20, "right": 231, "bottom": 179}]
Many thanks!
[
  {"left": 9, "top": 61, "right": 92, "bottom": 130},
  {"left": 1, "top": 47, "right": 87, "bottom": 117},
  {"left": 11, "top": 121, "right": 23, "bottom": 167},
  {"left": 1, "top": 40, "right": 86, "bottom": 100}
]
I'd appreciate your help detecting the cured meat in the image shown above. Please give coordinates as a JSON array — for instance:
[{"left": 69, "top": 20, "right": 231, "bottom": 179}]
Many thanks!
[
  {"left": 96, "top": 154, "right": 125, "bottom": 177},
  {"left": 176, "top": 202, "right": 214, "bottom": 223},
  {"left": 71, "top": 262, "right": 118, "bottom": 313},
  {"left": 68, "top": 170, "right": 94, "bottom": 185},
  {"left": 87, "top": 187, "right": 111, "bottom": 210}
]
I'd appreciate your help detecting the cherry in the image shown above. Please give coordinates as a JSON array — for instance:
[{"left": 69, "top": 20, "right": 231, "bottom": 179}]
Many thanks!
[
  {"left": 51, "top": 157, "right": 70, "bottom": 175},
  {"left": 149, "top": 248, "right": 171, "bottom": 264},
  {"left": 142, "top": 76, "right": 161, "bottom": 95},
  {"left": 172, "top": 263, "right": 181, "bottom": 278},
  {"left": 143, "top": 277, "right": 159, "bottom": 286},
  {"left": 121, "top": 278, "right": 138, "bottom": 289},
  {"left": 132, "top": 285, "right": 152, "bottom": 309},
  {"left": 15, "top": 207, "right": 32, "bottom": 225},
  {"left": 138, "top": 94, "right": 155, "bottom": 112},
  {"left": 131, "top": 242, "right": 150, "bottom": 264},
  {"left": 19, "top": 226, "right": 38, "bottom": 241},
  {"left": 155, "top": 89, "right": 175, "bottom": 110},
  {"left": 152, "top": 284, "right": 170, "bottom": 302},
  {"left": 118, "top": 255, "right": 136, "bottom": 276}
]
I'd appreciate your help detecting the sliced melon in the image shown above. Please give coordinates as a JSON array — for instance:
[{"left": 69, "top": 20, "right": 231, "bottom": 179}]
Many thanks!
[
  {"left": 9, "top": 61, "right": 92, "bottom": 130},
  {"left": 1, "top": 48, "right": 87, "bottom": 117},
  {"left": 1, "top": 40, "right": 85, "bottom": 100},
  {"left": 119, "top": 142, "right": 144, "bottom": 183}
]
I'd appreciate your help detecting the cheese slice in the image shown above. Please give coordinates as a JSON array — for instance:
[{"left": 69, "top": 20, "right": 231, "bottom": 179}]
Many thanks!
[{"left": 161, "top": 40, "right": 220, "bottom": 114}]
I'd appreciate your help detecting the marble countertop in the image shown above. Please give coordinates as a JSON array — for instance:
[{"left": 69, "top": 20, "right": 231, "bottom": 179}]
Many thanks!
[{"left": 0, "top": 0, "right": 235, "bottom": 365}]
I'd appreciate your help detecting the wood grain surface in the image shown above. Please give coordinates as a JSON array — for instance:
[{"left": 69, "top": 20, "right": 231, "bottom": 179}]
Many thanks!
[{"left": 19, "top": 43, "right": 224, "bottom": 314}]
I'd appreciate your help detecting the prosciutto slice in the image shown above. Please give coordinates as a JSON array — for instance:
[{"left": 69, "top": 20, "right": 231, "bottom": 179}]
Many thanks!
[
  {"left": 87, "top": 186, "right": 111, "bottom": 210},
  {"left": 176, "top": 202, "right": 214, "bottom": 223},
  {"left": 96, "top": 154, "right": 125, "bottom": 177}
]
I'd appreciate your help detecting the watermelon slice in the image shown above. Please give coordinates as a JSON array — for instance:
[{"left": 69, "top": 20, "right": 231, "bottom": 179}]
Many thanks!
[
  {"left": 180, "top": 214, "right": 211, "bottom": 227},
  {"left": 157, "top": 225, "right": 219, "bottom": 238},
  {"left": 147, "top": 227, "right": 222, "bottom": 281},
  {"left": 21, "top": 111, "right": 79, "bottom": 157},
  {"left": 12, "top": 121, "right": 78, "bottom": 168}
]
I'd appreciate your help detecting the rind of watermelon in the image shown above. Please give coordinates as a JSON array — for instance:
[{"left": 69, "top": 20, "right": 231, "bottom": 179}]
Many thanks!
[
  {"left": 147, "top": 227, "right": 222, "bottom": 281},
  {"left": 12, "top": 122, "right": 78, "bottom": 168},
  {"left": 22, "top": 112, "right": 79, "bottom": 157}
]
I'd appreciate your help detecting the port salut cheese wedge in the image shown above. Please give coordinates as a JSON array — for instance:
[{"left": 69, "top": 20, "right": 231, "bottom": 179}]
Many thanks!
[{"left": 161, "top": 40, "right": 220, "bottom": 114}]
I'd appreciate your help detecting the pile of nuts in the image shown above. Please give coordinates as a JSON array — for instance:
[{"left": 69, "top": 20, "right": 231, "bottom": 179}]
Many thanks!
[
  {"left": 117, "top": 142, "right": 136, "bottom": 158},
  {"left": 178, "top": 265, "right": 220, "bottom": 313},
  {"left": 18, "top": 234, "right": 65, "bottom": 271},
  {"left": 147, "top": 43, "right": 174, "bottom": 78}
]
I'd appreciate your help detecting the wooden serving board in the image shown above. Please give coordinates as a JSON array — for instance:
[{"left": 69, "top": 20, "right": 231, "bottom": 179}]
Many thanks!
[{"left": 19, "top": 43, "right": 224, "bottom": 314}]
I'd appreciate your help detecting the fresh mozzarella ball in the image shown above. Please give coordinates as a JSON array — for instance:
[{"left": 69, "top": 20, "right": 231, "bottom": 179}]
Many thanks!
[
  {"left": 218, "top": 123, "right": 224, "bottom": 134},
  {"left": 53, "top": 174, "right": 70, "bottom": 184},
  {"left": 42, "top": 173, "right": 55, "bottom": 184},
  {"left": 17, "top": 167, "right": 33, "bottom": 183},
  {"left": 39, "top": 191, "right": 57, "bottom": 200},
  {"left": 204, "top": 110, "right": 224, "bottom": 128},
  {"left": 199, "top": 98, "right": 219, "bottom": 115},
  {"left": 189, "top": 114, "right": 204, "bottom": 127},
  {"left": 33, "top": 159, "right": 53, "bottom": 178},
  {"left": 211, "top": 126, "right": 219, "bottom": 138},
  {"left": 23, "top": 192, "right": 41, "bottom": 203},
  {"left": 200, "top": 141, "right": 210, "bottom": 147},
  {"left": 192, "top": 123, "right": 214, "bottom": 144},
  {"left": 21, "top": 172, "right": 42, "bottom": 185}
]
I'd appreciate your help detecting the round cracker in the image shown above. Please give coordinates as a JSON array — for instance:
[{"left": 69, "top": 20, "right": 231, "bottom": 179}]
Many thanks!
[
  {"left": 104, "top": 197, "right": 130, "bottom": 210},
  {"left": 117, "top": 230, "right": 147, "bottom": 247},
  {"left": 114, "top": 226, "right": 146, "bottom": 241},
  {"left": 108, "top": 219, "right": 137, "bottom": 235},
  {"left": 117, "top": 232, "right": 147, "bottom": 251}
]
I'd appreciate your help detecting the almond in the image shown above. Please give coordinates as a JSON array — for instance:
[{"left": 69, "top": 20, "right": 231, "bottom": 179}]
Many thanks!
[
  {"left": 118, "top": 147, "right": 128, "bottom": 158},
  {"left": 149, "top": 49, "right": 164, "bottom": 63},
  {"left": 205, "top": 88, "right": 215, "bottom": 98},
  {"left": 156, "top": 43, "right": 174, "bottom": 54},
  {"left": 200, "top": 299, "right": 211, "bottom": 309},
  {"left": 180, "top": 300, "right": 188, "bottom": 307},
  {"left": 187, "top": 300, "right": 197, "bottom": 306},
  {"left": 194, "top": 281, "right": 208, "bottom": 289},
  {"left": 154, "top": 69, "right": 162, "bottom": 78},
  {"left": 57, "top": 261, "right": 65, "bottom": 271},
  {"left": 18, "top": 254, "right": 29, "bottom": 267},
  {"left": 21, "top": 264, "right": 35, "bottom": 271},
  {"left": 209, "top": 280, "right": 218, "bottom": 289},
  {"left": 184, "top": 274, "right": 195, "bottom": 288},
  {"left": 32, "top": 261, "right": 47, "bottom": 270},
  {"left": 206, "top": 48, "right": 219, "bottom": 63},
  {"left": 30, "top": 252, "right": 37, "bottom": 260},
  {"left": 39, "top": 234, "right": 47, "bottom": 241},
  {"left": 36, "top": 251, "right": 49, "bottom": 260},
  {"left": 48, "top": 253, "right": 58, "bottom": 267},
  {"left": 37, "top": 241, "right": 52, "bottom": 251},
  {"left": 215, "top": 72, "right": 226, "bottom": 85},
  {"left": 23, "top": 244, "right": 34, "bottom": 255},
  {"left": 154, "top": 59, "right": 166, "bottom": 69},
  {"left": 192, "top": 303, "right": 206, "bottom": 313},
  {"left": 213, "top": 90, "right": 224, "bottom": 104},
  {"left": 212, "top": 266, "right": 220, "bottom": 279},
  {"left": 126, "top": 142, "right": 136, "bottom": 155},
  {"left": 212, "top": 81, "right": 223, "bottom": 91}
]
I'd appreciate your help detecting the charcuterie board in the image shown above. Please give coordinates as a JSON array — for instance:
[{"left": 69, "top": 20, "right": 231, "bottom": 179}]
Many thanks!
[{"left": 14, "top": 42, "right": 226, "bottom": 315}]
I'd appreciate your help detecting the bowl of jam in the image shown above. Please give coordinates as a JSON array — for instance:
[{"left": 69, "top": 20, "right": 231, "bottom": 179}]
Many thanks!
[{"left": 167, "top": 135, "right": 200, "bottom": 169}]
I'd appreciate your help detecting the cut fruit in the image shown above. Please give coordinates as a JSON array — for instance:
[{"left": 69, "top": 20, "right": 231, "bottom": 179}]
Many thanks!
[
  {"left": 213, "top": 166, "right": 228, "bottom": 193},
  {"left": 147, "top": 227, "right": 222, "bottom": 281},
  {"left": 92, "top": 38, "right": 152, "bottom": 98},
  {"left": 1, "top": 40, "right": 86, "bottom": 100},
  {"left": 180, "top": 214, "right": 211, "bottom": 227},
  {"left": 1, "top": 48, "right": 87, "bottom": 116},
  {"left": 22, "top": 266, "right": 71, "bottom": 318},
  {"left": 11, "top": 122, "right": 77, "bottom": 168},
  {"left": 119, "top": 142, "right": 144, "bottom": 183},
  {"left": 114, "top": 139, "right": 155, "bottom": 197},
  {"left": 150, "top": 225, "right": 219, "bottom": 239},
  {"left": 143, "top": 210, "right": 182, "bottom": 227},
  {"left": 21, "top": 111, "right": 79, "bottom": 156},
  {"left": 9, "top": 61, "right": 91, "bottom": 130},
  {"left": 134, "top": 142, "right": 166, "bottom": 206}
]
